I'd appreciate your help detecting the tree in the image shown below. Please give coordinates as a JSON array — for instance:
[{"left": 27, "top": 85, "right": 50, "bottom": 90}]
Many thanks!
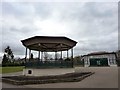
[
  {"left": 2, "top": 54, "right": 8, "bottom": 65},
  {"left": 4, "top": 46, "right": 14, "bottom": 62},
  {"left": 73, "top": 56, "right": 83, "bottom": 66},
  {"left": 116, "top": 50, "right": 120, "bottom": 66},
  {"left": 56, "top": 53, "right": 61, "bottom": 59},
  {"left": 44, "top": 52, "right": 49, "bottom": 61},
  {"left": 30, "top": 53, "right": 33, "bottom": 59},
  {"left": 74, "top": 56, "right": 81, "bottom": 61}
]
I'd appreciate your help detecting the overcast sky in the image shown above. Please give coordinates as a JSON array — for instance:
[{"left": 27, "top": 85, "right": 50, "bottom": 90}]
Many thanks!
[{"left": 1, "top": 1, "right": 118, "bottom": 58}]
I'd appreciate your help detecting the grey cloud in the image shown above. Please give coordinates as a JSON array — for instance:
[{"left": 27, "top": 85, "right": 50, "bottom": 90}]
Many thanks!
[
  {"left": 1, "top": 2, "right": 118, "bottom": 57},
  {"left": 75, "top": 33, "right": 118, "bottom": 54},
  {"left": 2, "top": 2, "right": 28, "bottom": 17},
  {"left": 33, "top": 3, "right": 53, "bottom": 19}
]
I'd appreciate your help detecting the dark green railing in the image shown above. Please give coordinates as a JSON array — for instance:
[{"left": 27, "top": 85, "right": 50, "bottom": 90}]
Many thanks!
[{"left": 25, "top": 60, "right": 73, "bottom": 68}]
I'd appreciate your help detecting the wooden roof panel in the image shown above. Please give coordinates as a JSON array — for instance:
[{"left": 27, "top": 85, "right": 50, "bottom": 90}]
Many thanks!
[{"left": 21, "top": 36, "right": 77, "bottom": 51}]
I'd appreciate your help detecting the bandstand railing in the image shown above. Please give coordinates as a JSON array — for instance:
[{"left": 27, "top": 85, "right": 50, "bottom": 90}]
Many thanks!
[{"left": 25, "top": 59, "right": 73, "bottom": 68}]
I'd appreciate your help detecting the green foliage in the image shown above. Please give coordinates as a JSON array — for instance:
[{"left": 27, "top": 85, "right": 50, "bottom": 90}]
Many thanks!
[
  {"left": 2, "top": 54, "right": 8, "bottom": 65},
  {"left": 2, "top": 46, "right": 15, "bottom": 66},
  {"left": 74, "top": 56, "right": 84, "bottom": 66},
  {"left": 65, "top": 58, "right": 71, "bottom": 61},
  {"left": 116, "top": 59, "right": 120, "bottom": 66},
  {"left": 2, "top": 62, "right": 25, "bottom": 67},
  {"left": 5, "top": 46, "right": 14, "bottom": 59}
]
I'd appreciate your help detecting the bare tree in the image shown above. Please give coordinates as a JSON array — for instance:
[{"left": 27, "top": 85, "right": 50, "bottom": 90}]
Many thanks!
[{"left": 44, "top": 52, "right": 49, "bottom": 61}]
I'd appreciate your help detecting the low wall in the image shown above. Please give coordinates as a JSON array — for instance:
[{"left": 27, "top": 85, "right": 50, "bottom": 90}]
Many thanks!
[
  {"left": 74, "top": 66, "right": 118, "bottom": 72},
  {"left": 84, "top": 64, "right": 117, "bottom": 67},
  {"left": 23, "top": 68, "right": 75, "bottom": 76}
]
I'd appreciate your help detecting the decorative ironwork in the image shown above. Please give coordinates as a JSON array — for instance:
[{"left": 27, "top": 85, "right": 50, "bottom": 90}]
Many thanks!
[{"left": 25, "top": 60, "right": 73, "bottom": 68}]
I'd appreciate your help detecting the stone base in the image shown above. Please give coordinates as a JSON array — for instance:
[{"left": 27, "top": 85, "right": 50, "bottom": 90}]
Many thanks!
[
  {"left": 110, "top": 65, "right": 117, "bottom": 67},
  {"left": 23, "top": 68, "right": 75, "bottom": 76},
  {"left": 2, "top": 72, "right": 94, "bottom": 85},
  {"left": 84, "top": 64, "right": 117, "bottom": 67}
]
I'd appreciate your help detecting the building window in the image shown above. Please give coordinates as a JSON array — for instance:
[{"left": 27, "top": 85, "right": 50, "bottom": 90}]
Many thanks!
[
  {"left": 97, "top": 60, "right": 101, "bottom": 65},
  {"left": 109, "top": 59, "right": 116, "bottom": 64}
]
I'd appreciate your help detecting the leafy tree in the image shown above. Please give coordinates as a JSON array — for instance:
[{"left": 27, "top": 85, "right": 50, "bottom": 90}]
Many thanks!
[
  {"left": 2, "top": 54, "right": 8, "bottom": 65},
  {"left": 4, "top": 46, "right": 14, "bottom": 62},
  {"left": 116, "top": 50, "right": 120, "bottom": 66},
  {"left": 65, "top": 58, "right": 71, "bottom": 61},
  {"left": 73, "top": 56, "right": 84, "bottom": 66}
]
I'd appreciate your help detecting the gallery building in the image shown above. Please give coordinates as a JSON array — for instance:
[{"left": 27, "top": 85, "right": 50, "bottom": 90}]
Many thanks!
[{"left": 81, "top": 52, "right": 117, "bottom": 67}]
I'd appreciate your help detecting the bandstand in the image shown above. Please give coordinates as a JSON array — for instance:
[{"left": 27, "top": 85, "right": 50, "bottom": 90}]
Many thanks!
[{"left": 21, "top": 36, "right": 77, "bottom": 76}]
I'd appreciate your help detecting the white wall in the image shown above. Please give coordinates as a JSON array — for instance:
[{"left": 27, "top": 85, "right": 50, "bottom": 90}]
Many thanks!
[
  {"left": 83, "top": 54, "right": 117, "bottom": 67},
  {"left": 23, "top": 68, "right": 75, "bottom": 76}
]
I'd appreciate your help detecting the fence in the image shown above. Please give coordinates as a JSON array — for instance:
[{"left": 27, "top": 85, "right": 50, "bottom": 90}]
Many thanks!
[{"left": 25, "top": 60, "right": 73, "bottom": 68}]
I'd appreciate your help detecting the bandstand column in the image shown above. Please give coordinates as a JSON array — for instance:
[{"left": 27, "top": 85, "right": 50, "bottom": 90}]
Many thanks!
[
  {"left": 71, "top": 48, "right": 73, "bottom": 60},
  {"left": 61, "top": 51, "right": 62, "bottom": 59},
  {"left": 55, "top": 51, "right": 57, "bottom": 60},
  {"left": 29, "top": 49, "right": 31, "bottom": 59},
  {"left": 41, "top": 51, "right": 43, "bottom": 61},
  {"left": 25, "top": 47, "right": 27, "bottom": 62},
  {"left": 38, "top": 51, "right": 40, "bottom": 60},
  {"left": 67, "top": 50, "right": 69, "bottom": 58},
  {"left": 60, "top": 44, "right": 62, "bottom": 60},
  {"left": 71, "top": 48, "right": 73, "bottom": 67}
]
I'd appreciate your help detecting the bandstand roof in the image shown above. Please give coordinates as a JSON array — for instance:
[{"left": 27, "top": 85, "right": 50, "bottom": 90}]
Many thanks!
[{"left": 21, "top": 36, "right": 77, "bottom": 52}]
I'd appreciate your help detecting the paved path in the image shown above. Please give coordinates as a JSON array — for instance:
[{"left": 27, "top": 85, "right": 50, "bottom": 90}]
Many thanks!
[
  {"left": 1, "top": 82, "right": 27, "bottom": 88},
  {"left": 1, "top": 71, "right": 26, "bottom": 88},
  {"left": 1, "top": 67, "right": 118, "bottom": 88},
  {"left": 24, "top": 67, "right": 118, "bottom": 88}
]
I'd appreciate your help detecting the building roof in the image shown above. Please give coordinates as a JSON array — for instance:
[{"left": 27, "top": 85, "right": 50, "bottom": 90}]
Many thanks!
[
  {"left": 82, "top": 51, "right": 116, "bottom": 57},
  {"left": 21, "top": 36, "right": 77, "bottom": 52}
]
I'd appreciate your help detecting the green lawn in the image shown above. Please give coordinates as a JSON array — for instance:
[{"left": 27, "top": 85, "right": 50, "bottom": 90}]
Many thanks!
[{"left": 0, "top": 66, "right": 25, "bottom": 74}]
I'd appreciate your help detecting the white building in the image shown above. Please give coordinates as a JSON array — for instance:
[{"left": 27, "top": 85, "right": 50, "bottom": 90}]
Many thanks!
[{"left": 81, "top": 52, "right": 117, "bottom": 67}]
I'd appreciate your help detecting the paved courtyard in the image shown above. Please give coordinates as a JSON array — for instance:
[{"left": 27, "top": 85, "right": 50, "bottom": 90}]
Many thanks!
[{"left": 1, "top": 67, "right": 118, "bottom": 88}]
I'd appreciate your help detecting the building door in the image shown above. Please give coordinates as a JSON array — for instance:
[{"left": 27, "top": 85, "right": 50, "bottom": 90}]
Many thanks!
[
  {"left": 100, "top": 58, "right": 108, "bottom": 66},
  {"left": 90, "top": 58, "right": 108, "bottom": 66}
]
